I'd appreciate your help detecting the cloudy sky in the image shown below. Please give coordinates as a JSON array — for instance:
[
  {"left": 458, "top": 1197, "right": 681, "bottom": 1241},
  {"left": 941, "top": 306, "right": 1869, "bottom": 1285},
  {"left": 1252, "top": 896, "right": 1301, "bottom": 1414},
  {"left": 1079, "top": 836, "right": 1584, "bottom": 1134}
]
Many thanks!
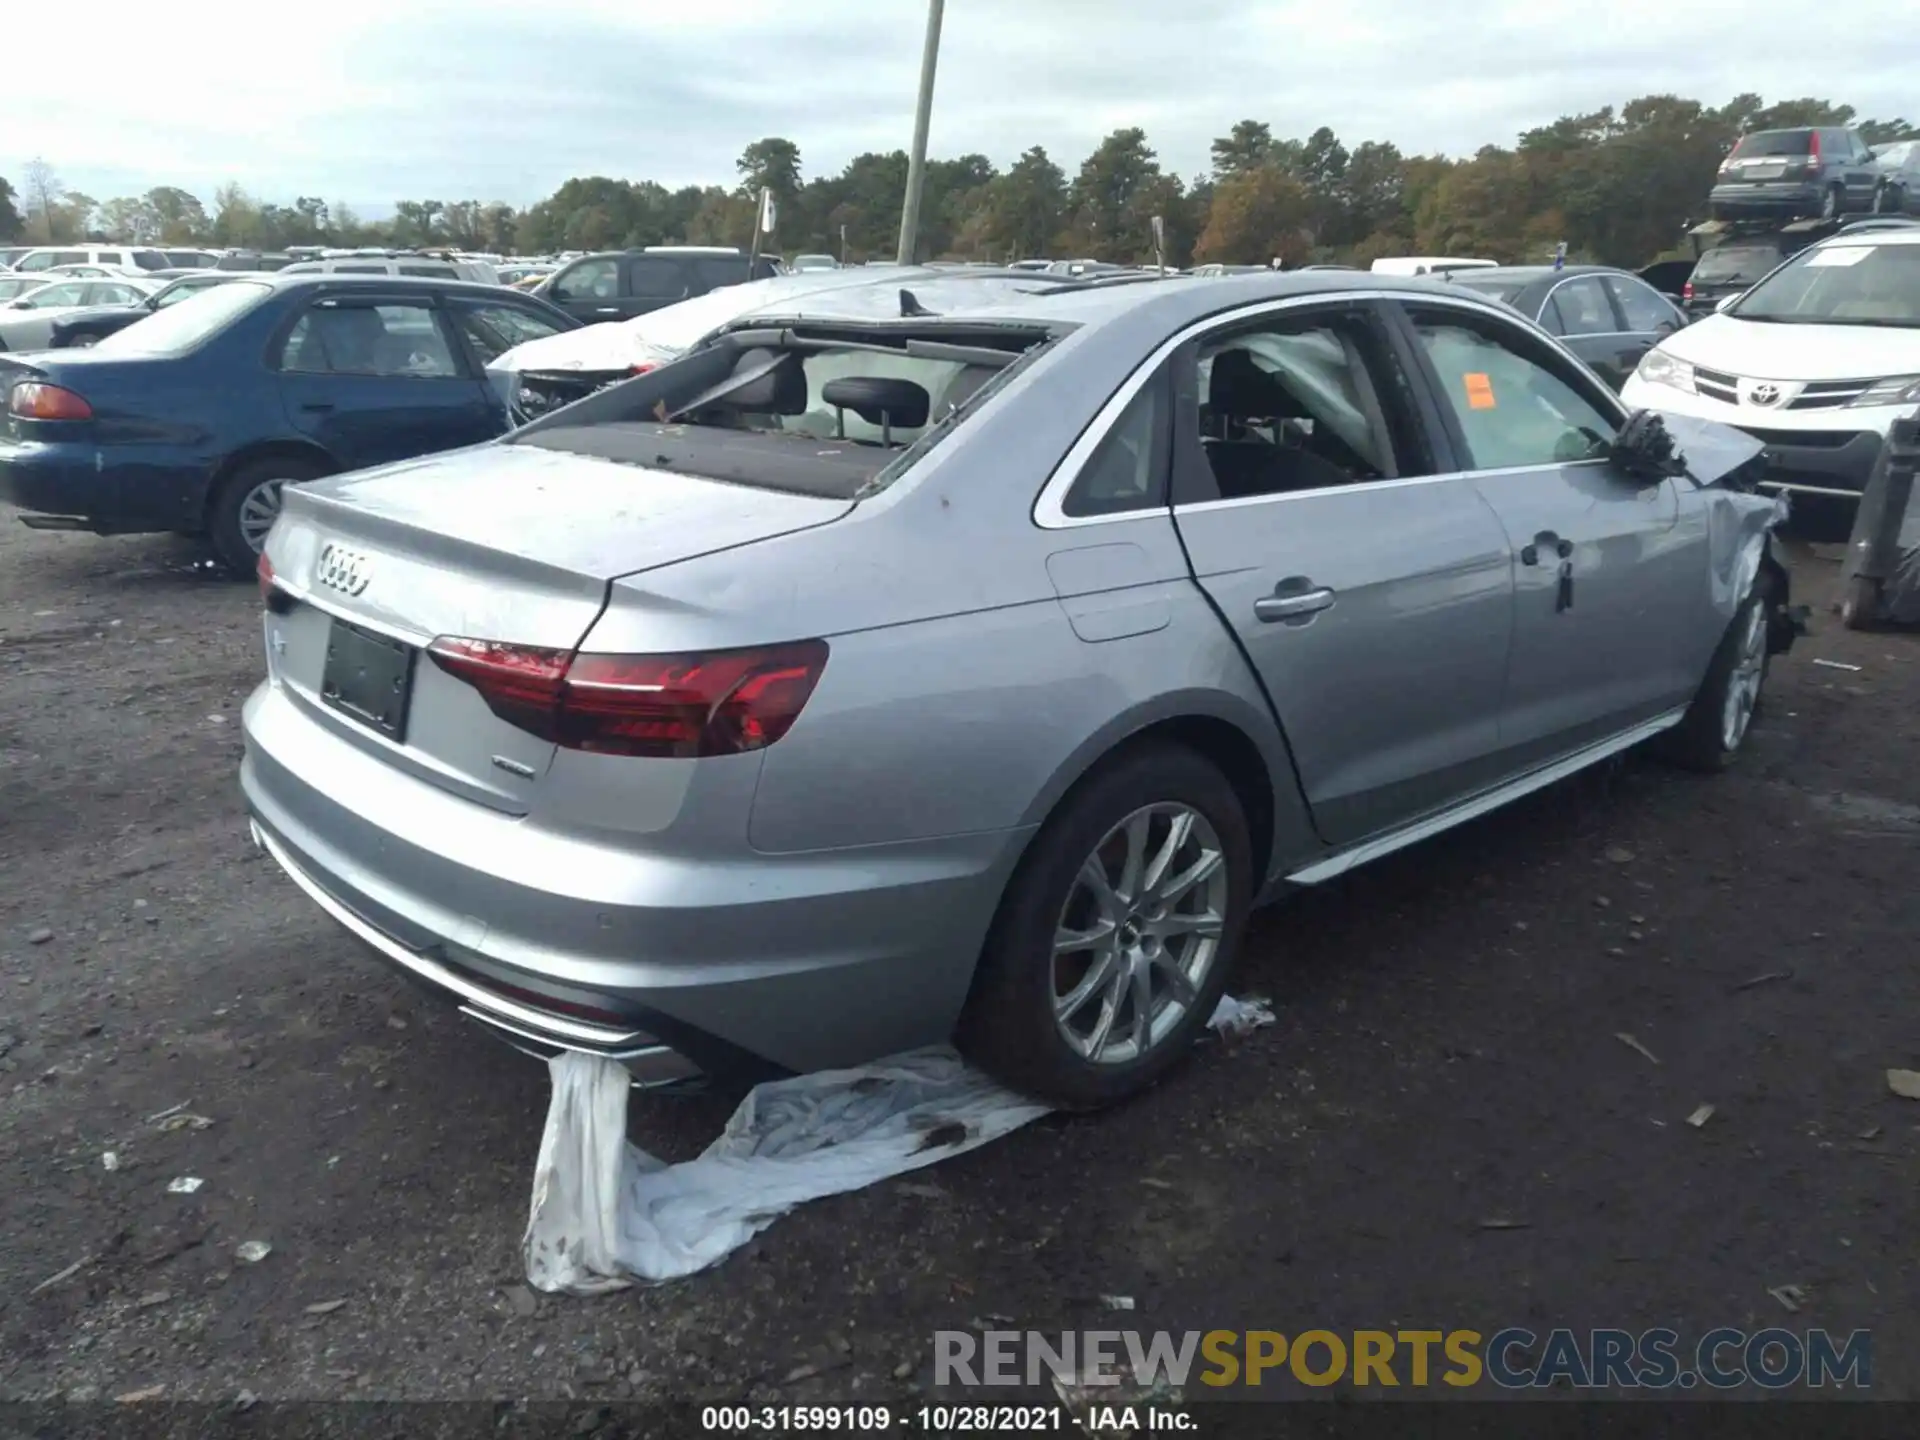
[{"left": 6, "top": 0, "right": 1916, "bottom": 213}]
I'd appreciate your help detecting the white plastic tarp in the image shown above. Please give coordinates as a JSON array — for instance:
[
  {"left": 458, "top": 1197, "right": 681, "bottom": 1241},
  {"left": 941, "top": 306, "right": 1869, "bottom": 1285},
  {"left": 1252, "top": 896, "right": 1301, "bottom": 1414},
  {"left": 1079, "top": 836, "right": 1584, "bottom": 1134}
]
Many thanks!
[{"left": 525, "top": 997, "right": 1275, "bottom": 1292}]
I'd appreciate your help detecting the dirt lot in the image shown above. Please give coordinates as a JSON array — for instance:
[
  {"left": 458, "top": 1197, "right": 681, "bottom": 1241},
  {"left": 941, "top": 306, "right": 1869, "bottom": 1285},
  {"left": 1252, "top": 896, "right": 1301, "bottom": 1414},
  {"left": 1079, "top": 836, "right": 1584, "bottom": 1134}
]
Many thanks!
[{"left": 1, "top": 520, "right": 1916, "bottom": 1407}]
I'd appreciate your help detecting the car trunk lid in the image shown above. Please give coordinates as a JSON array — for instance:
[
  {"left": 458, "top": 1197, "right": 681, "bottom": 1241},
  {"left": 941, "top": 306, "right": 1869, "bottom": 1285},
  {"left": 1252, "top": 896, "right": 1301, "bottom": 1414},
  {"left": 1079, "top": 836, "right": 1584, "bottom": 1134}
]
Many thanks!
[{"left": 264, "top": 442, "right": 853, "bottom": 811}]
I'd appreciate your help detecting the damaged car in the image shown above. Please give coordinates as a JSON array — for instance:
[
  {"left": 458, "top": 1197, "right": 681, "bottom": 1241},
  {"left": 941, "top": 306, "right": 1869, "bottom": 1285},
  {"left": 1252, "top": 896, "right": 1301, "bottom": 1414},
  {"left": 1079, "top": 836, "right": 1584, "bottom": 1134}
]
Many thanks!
[
  {"left": 241, "top": 272, "right": 1796, "bottom": 1110},
  {"left": 490, "top": 266, "right": 1077, "bottom": 423}
]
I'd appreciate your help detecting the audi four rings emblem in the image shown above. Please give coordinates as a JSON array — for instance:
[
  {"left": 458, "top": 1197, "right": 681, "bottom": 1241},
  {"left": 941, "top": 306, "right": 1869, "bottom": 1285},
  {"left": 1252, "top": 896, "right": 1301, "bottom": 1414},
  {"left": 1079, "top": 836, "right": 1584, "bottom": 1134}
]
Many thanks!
[
  {"left": 315, "top": 543, "right": 372, "bottom": 596},
  {"left": 1748, "top": 382, "right": 1782, "bottom": 407}
]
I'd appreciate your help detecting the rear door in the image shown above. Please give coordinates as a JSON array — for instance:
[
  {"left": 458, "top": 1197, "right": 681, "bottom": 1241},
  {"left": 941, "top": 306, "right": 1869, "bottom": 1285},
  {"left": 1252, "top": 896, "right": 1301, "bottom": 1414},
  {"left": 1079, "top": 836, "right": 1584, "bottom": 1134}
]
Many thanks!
[
  {"left": 273, "top": 294, "right": 505, "bottom": 471},
  {"left": 1395, "top": 299, "right": 1707, "bottom": 767},
  {"left": 546, "top": 256, "right": 623, "bottom": 322},
  {"left": 621, "top": 255, "right": 691, "bottom": 317},
  {"left": 1539, "top": 274, "right": 1639, "bottom": 388},
  {"left": 1601, "top": 274, "right": 1686, "bottom": 366},
  {"left": 1835, "top": 129, "right": 1879, "bottom": 208},
  {"left": 1168, "top": 297, "right": 1517, "bottom": 845}
]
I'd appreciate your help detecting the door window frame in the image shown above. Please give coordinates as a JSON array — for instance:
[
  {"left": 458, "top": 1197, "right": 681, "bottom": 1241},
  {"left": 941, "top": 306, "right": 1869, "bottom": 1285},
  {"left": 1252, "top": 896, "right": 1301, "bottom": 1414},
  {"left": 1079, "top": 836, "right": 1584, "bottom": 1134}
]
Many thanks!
[
  {"left": 1600, "top": 273, "right": 1683, "bottom": 335},
  {"left": 1034, "top": 293, "right": 1461, "bottom": 529},
  {"left": 1385, "top": 295, "right": 1628, "bottom": 478},
  {"left": 624, "top": 255, "right": 692, "bottom": 302},
  {"left": 266, "top": 292, "right": 475, "bottom": 380},
  {"left": 550, "top": 256, "right": 622, "bottom": 304}
]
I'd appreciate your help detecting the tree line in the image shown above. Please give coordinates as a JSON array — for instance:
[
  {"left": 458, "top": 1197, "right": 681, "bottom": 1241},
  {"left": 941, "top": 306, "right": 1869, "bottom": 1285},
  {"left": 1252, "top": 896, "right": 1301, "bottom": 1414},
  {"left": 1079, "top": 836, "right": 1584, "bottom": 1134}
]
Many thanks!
[{"left": 4, "top": 93, "right": 1912, "bottom": 270}]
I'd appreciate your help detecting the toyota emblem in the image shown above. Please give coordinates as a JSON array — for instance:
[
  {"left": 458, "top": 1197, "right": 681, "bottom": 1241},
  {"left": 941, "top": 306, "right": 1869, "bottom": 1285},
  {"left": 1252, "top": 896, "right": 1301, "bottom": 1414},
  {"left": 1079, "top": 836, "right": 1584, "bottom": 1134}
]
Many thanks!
[
  {"left": 1747, "top": 382, "right": 1782, "bottom": 407},
  {"left": 314, "top": 543, "right": 371, "bottom": 597}
]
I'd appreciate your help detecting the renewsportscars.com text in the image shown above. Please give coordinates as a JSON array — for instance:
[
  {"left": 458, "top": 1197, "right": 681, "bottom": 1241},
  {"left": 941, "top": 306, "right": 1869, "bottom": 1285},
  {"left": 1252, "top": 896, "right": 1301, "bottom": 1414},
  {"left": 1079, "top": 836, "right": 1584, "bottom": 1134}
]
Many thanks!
[{"left": 935, "top": 1326, "right": 1872, "bottom": 1390}]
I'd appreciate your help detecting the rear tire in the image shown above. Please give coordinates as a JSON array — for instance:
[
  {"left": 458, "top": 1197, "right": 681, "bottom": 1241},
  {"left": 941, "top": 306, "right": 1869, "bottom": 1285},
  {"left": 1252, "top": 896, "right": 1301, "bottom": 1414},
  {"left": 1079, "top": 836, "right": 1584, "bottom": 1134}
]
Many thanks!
[
  {"left": 1820, "top": 185, "right": 1843, "bottom": 220},
  {"left": 1656, "top": 584, "right": 1775, "bottom": 772},
  {"left": 956, "top": 742, "right": 1253, "bottom": 1109},
  {"left": 1873, "top": 184, "right": 1895, "bottom": 216},
  {"left": 208, "top": 456, "right": 326, "bottom": 577},
  {"left": 1840, "top": 574, "right": 1881, "bottom": 631}
]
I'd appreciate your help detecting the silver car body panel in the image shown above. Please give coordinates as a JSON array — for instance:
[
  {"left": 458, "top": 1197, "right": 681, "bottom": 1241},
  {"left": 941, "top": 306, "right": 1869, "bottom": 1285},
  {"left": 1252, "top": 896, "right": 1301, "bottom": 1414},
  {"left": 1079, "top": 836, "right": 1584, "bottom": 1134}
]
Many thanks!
[{"left": 242, "top": 270, "right": 1784, "bottom": 1077}]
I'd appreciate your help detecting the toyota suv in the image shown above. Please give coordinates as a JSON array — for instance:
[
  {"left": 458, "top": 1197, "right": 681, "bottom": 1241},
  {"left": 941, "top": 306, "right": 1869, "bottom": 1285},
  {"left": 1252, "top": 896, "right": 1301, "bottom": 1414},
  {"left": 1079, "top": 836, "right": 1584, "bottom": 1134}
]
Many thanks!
[{"left": 1709, "top": 127, "right": 1882, "bottom": 222}]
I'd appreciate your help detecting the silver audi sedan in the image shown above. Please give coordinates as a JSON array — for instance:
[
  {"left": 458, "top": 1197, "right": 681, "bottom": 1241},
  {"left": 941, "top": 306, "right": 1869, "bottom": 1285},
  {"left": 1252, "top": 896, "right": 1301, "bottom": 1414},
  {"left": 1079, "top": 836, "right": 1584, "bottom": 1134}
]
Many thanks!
[{"left": 240, "top": 271, "right": 1795, "bottom": 1108}]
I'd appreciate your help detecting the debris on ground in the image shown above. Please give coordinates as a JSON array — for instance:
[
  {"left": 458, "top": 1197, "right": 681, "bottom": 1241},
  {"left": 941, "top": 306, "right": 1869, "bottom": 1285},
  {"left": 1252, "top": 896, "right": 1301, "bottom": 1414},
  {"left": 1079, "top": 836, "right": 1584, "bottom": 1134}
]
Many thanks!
[
  {"left": 1207, "top": 995, "right": 1276, "bottom": 1037},
  {"left": 1616, "top": 1033, "right": 1661, "bottom": 1066},
  {"left": 135, "top": 1291, "right": 170, "bottom": 1309},
  {"left": 1733, "top": 969, "right": 1793, "bottom": 992},
  {"left": 780, "top": 1354, "right": 852, "bottom": 1385},
  {"left": 305, "top": 1299, "right": 349, "bottom": 1316},
  {"left": 27, "top": 928, "right": 54, "bottom": 945},
  {"left": 101, "top": 1152, "right": 121, "bottom": 1172},
  {"left": 156, "top": 1113, "right": 214, "bottom": 1133},
  {"left": 115, "top": 1385, "right": 166, "bottom": 1404},
  {"left": 1102, "top": 1295, "right": 1136, "bottom": 1310},
  {"left": 1887, "top": 1069, "right": 1920, "bottom": 1100},
  {"left": 1604, "top": 846, "right": 1635, "bottom": 864},
  {"left": 1686, "top": 1104, "right": 1716, "bottom": 1129},
  {"left": 165, "top": 1177, "right": 203, "bottom": 1195},
  {"left": 235, "top": 1241, "right": 272, "bottom": 1264},
  {"left": 504, "top": 1285, "right": 539, "bottom": 1318},
  {"left": 1478, "top": 1218, "right": 1529, "bottom": 1230},
  {"left": 144, "top": 1101, "right": 191, "bottom": 1123},
  {"left": 30, "top": 1255, "right": 94, "bottom": 1296},
  {"left": 1811, "top": 659, "right": 1864, "bottom": 672},
  {"left": 1768, "top": 1283, "right": 1808, "bottom": 1313}
]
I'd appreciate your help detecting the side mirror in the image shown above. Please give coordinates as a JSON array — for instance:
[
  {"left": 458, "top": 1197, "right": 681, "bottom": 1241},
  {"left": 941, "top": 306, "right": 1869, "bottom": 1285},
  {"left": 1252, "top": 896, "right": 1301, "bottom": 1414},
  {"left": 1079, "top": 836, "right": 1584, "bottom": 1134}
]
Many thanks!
[
  {"left": 1715, "top": 292, "right": 1743, "bottom": 314},
  {"left": 1608, "top": 409, "right": 1688, "bottom": 485}
]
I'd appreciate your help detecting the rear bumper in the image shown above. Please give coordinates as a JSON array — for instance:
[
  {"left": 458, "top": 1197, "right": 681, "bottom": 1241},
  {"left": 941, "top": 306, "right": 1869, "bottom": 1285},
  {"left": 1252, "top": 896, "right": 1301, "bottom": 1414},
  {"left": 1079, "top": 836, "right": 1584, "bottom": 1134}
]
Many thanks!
[
  {"left": 0, "top": 437, "right": 204, "bottom": 532},
  {"left": 1708, "top": 182, "right": 1823, "bottom": 215},
  {"left": 239, "top": 679, "right": 1028, "bottom": 1077}
]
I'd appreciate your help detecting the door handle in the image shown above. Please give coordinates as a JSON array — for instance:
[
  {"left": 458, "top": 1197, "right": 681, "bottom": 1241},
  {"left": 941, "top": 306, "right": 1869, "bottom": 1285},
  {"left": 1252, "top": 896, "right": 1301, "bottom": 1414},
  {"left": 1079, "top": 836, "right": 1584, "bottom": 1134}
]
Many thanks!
[
  {"left": 1520, "top": 532, "right": 1573, "bottom": 566},
  {"left": 1254, "top": 585, "right": 1336, "bottom": 623},
  {"left": 299, "top": 402, "right": 336, "bottom": 414}
]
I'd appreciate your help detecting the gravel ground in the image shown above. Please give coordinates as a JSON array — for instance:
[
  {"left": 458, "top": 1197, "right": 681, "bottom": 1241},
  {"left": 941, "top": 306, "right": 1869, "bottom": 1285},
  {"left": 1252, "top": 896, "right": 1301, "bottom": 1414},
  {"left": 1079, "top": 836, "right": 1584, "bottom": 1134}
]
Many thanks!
[{"left": 1, "top": 520, "right": 1916, "bottom": 1408}]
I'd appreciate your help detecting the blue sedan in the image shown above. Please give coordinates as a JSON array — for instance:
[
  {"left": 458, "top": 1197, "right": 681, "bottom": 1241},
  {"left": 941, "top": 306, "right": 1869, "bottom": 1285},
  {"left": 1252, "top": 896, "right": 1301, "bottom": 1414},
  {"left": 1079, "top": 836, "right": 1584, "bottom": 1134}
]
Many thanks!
[{"left": 0, "top": 274, "right": 578, "bottom": 571}]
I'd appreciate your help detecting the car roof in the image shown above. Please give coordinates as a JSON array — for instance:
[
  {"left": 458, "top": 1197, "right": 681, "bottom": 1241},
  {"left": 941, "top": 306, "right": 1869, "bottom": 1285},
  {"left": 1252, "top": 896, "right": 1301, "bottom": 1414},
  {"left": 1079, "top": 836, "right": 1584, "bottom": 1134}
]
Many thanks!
[
  {"left": 254, "top": 273, "right": 542, "bottom": 299},
  {"left": 1813, "top": 223, "right": 1920, "bottom": 249},
  {"left": 1448, "top": 265, "right": 1618, "bottom": 283},
  {"left": 727, "top": 270, "right": 1086, "bottom": 327}
]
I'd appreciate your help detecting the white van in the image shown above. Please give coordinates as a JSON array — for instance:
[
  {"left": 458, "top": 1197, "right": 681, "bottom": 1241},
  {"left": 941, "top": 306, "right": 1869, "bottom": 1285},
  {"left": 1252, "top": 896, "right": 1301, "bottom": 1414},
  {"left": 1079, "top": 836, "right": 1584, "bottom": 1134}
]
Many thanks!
[
  {"left": 10, "top": 244, "right": 171, "bottom": 274},
  {"left": 1369, "top": 256, "right": 1498, "bottom": 277}
]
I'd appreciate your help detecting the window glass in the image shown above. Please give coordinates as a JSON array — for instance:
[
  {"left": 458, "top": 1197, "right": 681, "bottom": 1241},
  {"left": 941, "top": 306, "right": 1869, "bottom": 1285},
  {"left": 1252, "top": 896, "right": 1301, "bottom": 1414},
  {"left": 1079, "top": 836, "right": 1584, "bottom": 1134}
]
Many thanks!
[
  {"left": 692, "top": 256, "right": 751, "bottom": 290},
  {"left": 452, "top": 302, "right": 568, "bottom": 362},
  {"left": 1604, "top": 276, "right": 1679, "bottom": 333},
  {"left": 1733, "top": 242, "right": 1920, "bottom": 324},
  {"left": 277, "top": 303, "right": 459, "bottom": 377},
  {"left": 552, "top": 257, "right": 619, "bottom": 302},
  {"left": 95, "top": 252, "right": 123, "bottom": 264},
  {"left": 332, "top": 264, "right": 387, "bottom": 274},
  {"left": 398, "top": 263, "right": 458, "bottom": 278},
  {"left": 627, "top": 257, "right": 689, "bottom": 298},
  {"left": 24, "top": 281, "right": 89, "bottom": 307},
  {"left": 89, "top": 284, "right": 143, "bottom": 304},
  {"left": 1186, "top": 313, "right": 1405, "bottom": 500},
  {"left": 1411, "top": 311, "right": 1616, "bottom": 470},
  {"left": 1730, "top": 130, "right": 1812, "bottom": 158},
  {"left": 1545, "top": 276, "right": 1615, "bottom": 336},
  {"left": 1692, "top": 244, "right": 1784, "bottom": 286},
  {"left": 1063, "top": 383, "right": 1162, "bottom": 517},
  {"left": 93, "top": 280, "right": 271, "bottom": 356}
]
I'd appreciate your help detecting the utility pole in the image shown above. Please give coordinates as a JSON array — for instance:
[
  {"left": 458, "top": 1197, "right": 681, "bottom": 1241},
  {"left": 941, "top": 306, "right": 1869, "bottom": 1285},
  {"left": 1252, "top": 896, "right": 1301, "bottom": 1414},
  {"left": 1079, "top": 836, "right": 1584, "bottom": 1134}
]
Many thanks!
[{"left": 895, "top": 0, "right": 946, "bottom": 265}]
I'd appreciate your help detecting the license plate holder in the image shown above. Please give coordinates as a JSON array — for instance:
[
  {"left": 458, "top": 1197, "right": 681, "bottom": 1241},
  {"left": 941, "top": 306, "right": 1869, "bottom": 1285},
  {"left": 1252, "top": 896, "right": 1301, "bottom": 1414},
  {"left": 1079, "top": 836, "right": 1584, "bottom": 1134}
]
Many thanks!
[{"left": 320, "top": 618, "right": 414, "bottom": 743}]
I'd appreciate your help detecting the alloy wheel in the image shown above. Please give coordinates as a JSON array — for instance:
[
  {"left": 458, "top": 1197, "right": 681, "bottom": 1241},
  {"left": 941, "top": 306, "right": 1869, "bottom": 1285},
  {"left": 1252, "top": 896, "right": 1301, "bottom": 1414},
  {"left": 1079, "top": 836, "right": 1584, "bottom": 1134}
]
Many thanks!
[
  {"left": 236, "top": 478, "right": 287, "bottom": 553},
  {"left": 1720, "top": 604, "right": 1768, "bottom": 752},
  {"left": 1051, "top": 803, "right": 1230, "bottom": 1066}
]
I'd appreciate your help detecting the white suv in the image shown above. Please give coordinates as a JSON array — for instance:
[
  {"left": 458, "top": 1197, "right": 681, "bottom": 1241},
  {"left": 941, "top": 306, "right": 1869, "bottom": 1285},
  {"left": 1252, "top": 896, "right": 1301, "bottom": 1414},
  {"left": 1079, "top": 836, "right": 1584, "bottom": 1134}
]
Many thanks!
[
  {"left": 1621, "top": 219, "right": 1920, "bottom": 501},
  {"left": 9, "top": 244, "right": 171, "bottom": 275}
]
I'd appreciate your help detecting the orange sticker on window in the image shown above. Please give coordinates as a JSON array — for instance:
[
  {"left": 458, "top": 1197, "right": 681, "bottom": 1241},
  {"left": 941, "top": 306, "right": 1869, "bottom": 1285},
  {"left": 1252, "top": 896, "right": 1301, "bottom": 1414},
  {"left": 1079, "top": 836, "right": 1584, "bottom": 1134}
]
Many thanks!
[{"left": 1463, "top": 372, "right": 1496, "bottom": 410}]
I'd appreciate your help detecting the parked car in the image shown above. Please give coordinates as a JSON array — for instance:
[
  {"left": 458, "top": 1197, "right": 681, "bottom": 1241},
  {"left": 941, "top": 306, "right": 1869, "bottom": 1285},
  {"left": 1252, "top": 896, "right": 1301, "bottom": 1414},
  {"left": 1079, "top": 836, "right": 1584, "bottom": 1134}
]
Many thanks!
[
  {"left": 48, "top": 272, "right": 245, "bottom": 348},
  {"left": 7, "top": 245, "right": 171, "bottom": 274},
  {"left": 237, "top": 270, "right": 1794, "bottom": 1107},
  {"left": 162, "top": 249, "right": 223, "bottom": 269},
  {"left": 1622, "top": 220, "right": 1920, "bottom": 503},
  {"left": 1190, "top": 264, "right": 1270, "bottom": 277},
  {"left": 1870, "top": 140, "right": 1920, "bottom": 215},
  {"left": 280, "top": 253, "right": 500, "bottom": 285},
  {"left": 1708, "top": 127, "right": 1881, "bottom": 222},
  {"left": 1445, "top": 264, "right": 1687, "bottom": 389},
  {"left": 790, "top": 254, "right": 840, "bottom": 272},
  {"left": 1369, "top": 256, "right": 1496, "bottom": 277},
  {"left": 0, "top": 275, "right": 579, "bottom": 570},
  {"left": 537, "top": 247, "right": 783, "bottom": 323},
  {"left": 489, "top": 265, "right": 1074, "bottom": 421},
  {"left": 213, "top": 251, "right": 295, "bottom": 272},
  {"left": 0, "top": 277, "right": 162, "bottom": 350},
  {"left": 0, "top": 246, "right": 37, "bottom": 270}
]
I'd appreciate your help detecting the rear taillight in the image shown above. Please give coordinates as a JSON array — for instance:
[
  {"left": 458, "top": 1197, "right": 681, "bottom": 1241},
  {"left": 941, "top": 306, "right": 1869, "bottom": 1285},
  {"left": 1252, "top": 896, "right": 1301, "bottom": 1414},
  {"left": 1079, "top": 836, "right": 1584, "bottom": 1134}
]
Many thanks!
[
  {"left": 8, "top": 382, "right": 93, "bottom": 421},
  {"left": 1682, "top": 281, "right": 1695, "bottom": 302},
  {"left": 1808, "top": 131, "right": 1821, "bottom": 164},
  {"left": 426, "top": 637, "right": 829, "bottom": 758},
  {"left": 629, "top": 363, "right": 656, "bottom": 375}
]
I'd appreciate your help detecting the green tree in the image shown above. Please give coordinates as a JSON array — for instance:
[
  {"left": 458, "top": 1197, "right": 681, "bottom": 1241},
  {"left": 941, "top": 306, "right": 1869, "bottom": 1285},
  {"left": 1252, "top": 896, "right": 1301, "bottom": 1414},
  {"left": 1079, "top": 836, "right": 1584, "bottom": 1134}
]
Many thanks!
[
  {"left": 23, "top": 159, "right": 63, "bottom": 241},
  {"left": 211, "top": 184, "right": 261, "bottom": 247},
  {"left": 1211, "top": 120, "right": 1274, "bottom": 179},
  {"left": 736, "top": 136, "right": 803, "bottom": 239},
  {"left": 98, "top": 196, "right": 161, "bottom": 243},
  {"left": 1192, "top": 164, "right": 1311, "bottom": 266},
  {"left": 1067, "top": 127, "right": 1162, "bottom": 259},
  {"left": 146, "top": 186, "right": 208, "bottom": 243},
  {"left": 979, "top": 145, "right": 1067, "bottom": 260}
]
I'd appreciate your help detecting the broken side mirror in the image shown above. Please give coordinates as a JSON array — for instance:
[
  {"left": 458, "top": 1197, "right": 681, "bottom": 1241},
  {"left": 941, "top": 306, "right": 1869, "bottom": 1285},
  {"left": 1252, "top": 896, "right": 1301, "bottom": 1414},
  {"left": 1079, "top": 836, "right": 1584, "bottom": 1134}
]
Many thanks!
[{"left": 1609, "top": 409, "right": 1689, "bottom": 486}]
